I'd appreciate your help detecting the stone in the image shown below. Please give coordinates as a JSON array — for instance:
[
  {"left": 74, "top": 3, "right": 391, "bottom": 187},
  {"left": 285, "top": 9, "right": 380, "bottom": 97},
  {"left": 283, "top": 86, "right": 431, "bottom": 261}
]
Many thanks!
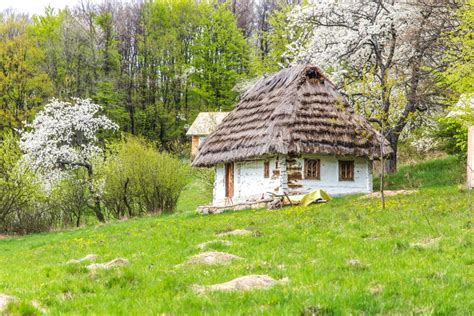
[
  {"left": 193, "top": 275, "right": 288, "bottom": 293},
  {"left": 197, "top": 240, "right": 232, "bottom": 249},
  {"left": 368, "top": 284, "right": 384, "bottom": 295},
  {"left": 409, "top": 237, "right": 441, "bottom": 249},
  {"left": 346, "top": 258, "right": 367, "bottom": 268},
  {"left": 0, "top": 294, "right": 16, "bottom": 312},
  {"left": 67, "top": 254, "right": 98, "bottom": 264},
  {"left": 216, "top": 229, "right": 252, "bottom": 237},
  {"left": 86, "top": 258, "right": 129, "bottom": 270},
  {"left": 186, "top": 251, "right": 241, "bottom": 265},
  {"left": 31, "top": 300, "right": 47, "bottom": 314}
]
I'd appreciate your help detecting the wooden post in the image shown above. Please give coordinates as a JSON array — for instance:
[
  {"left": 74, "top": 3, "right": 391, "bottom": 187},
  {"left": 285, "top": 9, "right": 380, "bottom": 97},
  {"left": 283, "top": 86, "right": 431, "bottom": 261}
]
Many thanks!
[
  {"left": 467, "top": 126, "right": 474, "bottom": 189},
  {"left": 279, "top": 156, "right": 288, "bottom": 194},
  {"left": 380, "top": 121, "right": 385, "bottom": 209}
]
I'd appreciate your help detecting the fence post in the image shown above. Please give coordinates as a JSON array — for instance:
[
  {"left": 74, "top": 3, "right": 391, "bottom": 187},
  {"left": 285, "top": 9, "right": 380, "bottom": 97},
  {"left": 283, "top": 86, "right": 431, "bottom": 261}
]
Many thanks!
[{"left": 468, "top": 126, "right": 474, "bottom": 189}]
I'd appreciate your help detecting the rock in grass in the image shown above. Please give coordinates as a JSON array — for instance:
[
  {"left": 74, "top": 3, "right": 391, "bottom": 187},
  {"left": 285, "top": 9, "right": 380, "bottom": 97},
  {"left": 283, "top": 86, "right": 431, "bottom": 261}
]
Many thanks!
[
  {"left": 86, "top": 258, "right": 129, "bottom": 270},
  {"left": 67, "top": 254, "right": 98, "bottom": 264},
  {"left": 0, "top": 294, "right": 16, "bottom": 312},
  {"left": 197, "top": 240, "right": 232, "bottom": 249},
  {"left": 368, "top": 284, "right": 384, "bottom": 295},
  {"left": 409, "top": 237, "right": 441, "bottom": 249},
  {"left": 346, "top": 258, "right": 367, "bottom": 268},
  {"left": 186, "top": 251, "right": 242, "bottom": 265},
  {"left": 31, "top": 300, "right": 47, "bottom": 314},
  {"left": 193, "top": 275, "right": 288, "bottom": 293},
  {"left": 216, "top": 229, "right": 252, "bottom": 237}
]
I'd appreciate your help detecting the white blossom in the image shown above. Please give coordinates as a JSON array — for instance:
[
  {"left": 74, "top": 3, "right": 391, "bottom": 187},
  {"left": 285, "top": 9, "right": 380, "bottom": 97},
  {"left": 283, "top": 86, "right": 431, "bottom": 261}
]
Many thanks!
[
  {"left": 285, "top": 0, "right": 420, "bottom": 82},
  {"left": 20, "top": 98, "right": 118, "bottom": 184}
]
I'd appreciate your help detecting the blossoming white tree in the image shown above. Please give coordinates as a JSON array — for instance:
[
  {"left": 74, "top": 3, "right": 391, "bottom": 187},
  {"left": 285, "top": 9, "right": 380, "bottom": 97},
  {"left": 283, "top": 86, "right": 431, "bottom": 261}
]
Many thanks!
[
  {"left": 20, "top": 98, "right": 118, "bottom": 222},
  {"left": 285, "top": 0, "right": 455, "bottom": 171}
]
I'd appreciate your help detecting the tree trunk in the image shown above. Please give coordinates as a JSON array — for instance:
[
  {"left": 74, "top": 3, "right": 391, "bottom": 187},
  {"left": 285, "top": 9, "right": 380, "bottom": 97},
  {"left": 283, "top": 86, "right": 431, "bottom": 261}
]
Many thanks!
[
  {"left": 93, "top": 195, "right": 105, "bottom": 222},
  {"left": 76, "top": 211, "right": 81, "bottom": 227},
  {"left": 385, "top": 130, "right": 399, "bottom": 173},
  {"left": 84, "top": 163, "right": 106, "bottom": 223}
]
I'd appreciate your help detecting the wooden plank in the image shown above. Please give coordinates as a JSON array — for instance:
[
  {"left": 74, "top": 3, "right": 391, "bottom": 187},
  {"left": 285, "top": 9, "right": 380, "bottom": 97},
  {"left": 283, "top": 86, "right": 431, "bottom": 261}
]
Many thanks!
[
  {"left": 225, "top": 162, "right": 234, "bottom": 198},
  {"left": 279, "top": 156, "right": 288, "bottom": 194},
  {"left": 191, "top": 135, "right": 199, "bottom": 158},
  {"left": 468, "top": 126, "right": 474, "bottom": 189}
]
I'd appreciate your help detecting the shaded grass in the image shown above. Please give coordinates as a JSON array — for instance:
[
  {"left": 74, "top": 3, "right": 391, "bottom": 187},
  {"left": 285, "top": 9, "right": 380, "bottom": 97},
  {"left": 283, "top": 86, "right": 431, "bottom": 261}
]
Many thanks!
[{"left": 0, "top": 157, "right": 472, "bottom": 314}]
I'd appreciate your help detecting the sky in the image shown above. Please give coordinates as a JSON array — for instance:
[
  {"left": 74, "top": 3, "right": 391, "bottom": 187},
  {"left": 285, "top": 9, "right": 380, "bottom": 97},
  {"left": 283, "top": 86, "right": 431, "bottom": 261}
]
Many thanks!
[{"left": 1, "top": 0, "right": 99, "bottom": 16}]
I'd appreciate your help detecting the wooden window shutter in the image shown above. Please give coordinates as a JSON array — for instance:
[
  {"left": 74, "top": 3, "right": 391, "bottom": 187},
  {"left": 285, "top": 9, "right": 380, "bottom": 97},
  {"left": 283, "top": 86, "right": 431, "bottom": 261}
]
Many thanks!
[
  {"left": 304, "top": 159, "right": 320, "bottom": 180},
  {"left": 339, "top": 160, "right": 354, "bottom": 181},
  {"left": 264, "top": 160, "right": 270, "bottom": 178}
]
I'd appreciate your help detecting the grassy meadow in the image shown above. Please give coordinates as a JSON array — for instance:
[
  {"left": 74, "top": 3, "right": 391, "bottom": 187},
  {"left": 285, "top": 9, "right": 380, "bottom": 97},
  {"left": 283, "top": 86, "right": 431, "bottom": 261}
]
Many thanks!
[{"left": 0, "top": 156, "right": 472, "bottom": 315}]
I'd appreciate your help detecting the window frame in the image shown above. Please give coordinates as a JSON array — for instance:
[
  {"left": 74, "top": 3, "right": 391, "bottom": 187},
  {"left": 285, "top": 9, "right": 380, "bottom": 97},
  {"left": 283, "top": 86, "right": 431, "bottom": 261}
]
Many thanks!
[
  {"left": 304, "top": 158, "right": 321, "bottom": 180},
  {"left": 263, "top": 160, "right": 270, "bottom": 178},
  {"left": 339, "top": 160, "right": 355, "bottom": 181}
]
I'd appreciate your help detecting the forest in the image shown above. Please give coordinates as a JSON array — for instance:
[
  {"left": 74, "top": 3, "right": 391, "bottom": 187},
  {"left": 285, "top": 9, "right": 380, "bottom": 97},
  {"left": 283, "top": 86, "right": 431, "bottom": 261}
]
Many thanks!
[
  {"left": 0, "top": 0, "right": 472, "bottom": 160},
  {"left": 0, "top": 0, "right": 299, "bottom": 152},
  {"left": 0, "top": 0, "right": 473, "bottom": 233}
]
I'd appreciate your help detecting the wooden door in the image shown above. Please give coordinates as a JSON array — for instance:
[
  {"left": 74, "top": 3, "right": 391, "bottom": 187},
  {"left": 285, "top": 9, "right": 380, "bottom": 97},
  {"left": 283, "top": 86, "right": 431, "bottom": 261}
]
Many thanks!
[{"left": 225, "top": 162, "right": 234, "bottom": 198}]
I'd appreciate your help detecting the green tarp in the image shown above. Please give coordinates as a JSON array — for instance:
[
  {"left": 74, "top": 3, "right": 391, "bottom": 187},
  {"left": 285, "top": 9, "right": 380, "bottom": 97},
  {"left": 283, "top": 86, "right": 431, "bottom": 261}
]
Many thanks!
[{"left": 289, "top": 189, "right": 332, "bottom": 206}]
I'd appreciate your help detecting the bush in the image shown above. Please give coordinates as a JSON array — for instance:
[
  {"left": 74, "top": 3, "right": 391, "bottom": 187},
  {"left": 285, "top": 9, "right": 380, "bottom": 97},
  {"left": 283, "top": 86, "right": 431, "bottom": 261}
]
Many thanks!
[
  {"left": 0, "top": 133, "right": 53, "bottom": 234},
  {"left": 436, "top": 118, "right": 468, "bottom": 158},
  {"left": 49, "top": 170, "right": 93, "bottom": 227},
  {"left": 102, "top": 137, "right": 191, "bottom": 218},
  {"left": 435, "top": 97, "right": 473, "bottom": 159},
  {"left": 194, "top": 167, "right": 215, "bottom": 194}
]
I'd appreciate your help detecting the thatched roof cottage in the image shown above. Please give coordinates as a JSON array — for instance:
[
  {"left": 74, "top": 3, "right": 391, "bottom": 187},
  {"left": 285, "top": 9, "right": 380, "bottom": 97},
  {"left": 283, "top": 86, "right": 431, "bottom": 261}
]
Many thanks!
[
  {"left": 193, "top": 64, "right": 392, "bottom": 206},
  {"left": 186, "top": 112, "right": 229, "bottom": 158}
]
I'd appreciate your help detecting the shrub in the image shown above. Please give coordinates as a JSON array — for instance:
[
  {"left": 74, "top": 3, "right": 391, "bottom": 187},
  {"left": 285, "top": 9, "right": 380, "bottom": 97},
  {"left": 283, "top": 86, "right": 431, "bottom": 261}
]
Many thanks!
[
  {"left": 102, "top": 137, "right": 191, "bottom": 218},
  {"left": 0, "top": 133, "right": 53, "bottom": 234},
  {"left": 435, "top": 96, "right": 473, "bottom": 159},
  {"left": 194, "top": 167, "right": 215, "bottom": 194},
  {"left": 436, "top": 118, "right": 468, "bottom": 158},
  {"left": 49, "top": 170, "right": 93, "bottom": 227}
]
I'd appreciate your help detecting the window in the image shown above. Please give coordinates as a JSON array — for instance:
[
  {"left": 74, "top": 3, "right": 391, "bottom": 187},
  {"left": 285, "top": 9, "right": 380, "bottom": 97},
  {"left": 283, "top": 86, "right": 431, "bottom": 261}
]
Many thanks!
[
  {"left": 198, "top": 136, "right": 207, "bottom": 146},
  {"left": 263, "top": 160, "right": 270, "bottom": 178},
  {"left": 304, "top": 159, "right": 320, "bottom": 179},
  {"left": 339, "top": 160, "right": 354, "bottom": 181}
]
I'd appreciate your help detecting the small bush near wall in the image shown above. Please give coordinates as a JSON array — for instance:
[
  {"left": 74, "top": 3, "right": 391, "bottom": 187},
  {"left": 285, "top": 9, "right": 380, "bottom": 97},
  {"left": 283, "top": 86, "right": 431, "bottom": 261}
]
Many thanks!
[{"left": 102, "top": 137, "right": 191, "bottom": 218}]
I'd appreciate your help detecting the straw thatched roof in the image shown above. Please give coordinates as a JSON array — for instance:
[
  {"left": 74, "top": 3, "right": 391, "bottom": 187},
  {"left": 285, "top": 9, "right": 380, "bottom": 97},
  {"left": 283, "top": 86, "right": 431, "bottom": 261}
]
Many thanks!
[
  {"left": 193, "top": 64, "right": 392, "bottom": 167},
  {"left": 186, "top": 112, "right": 229, "bottom": 136}
]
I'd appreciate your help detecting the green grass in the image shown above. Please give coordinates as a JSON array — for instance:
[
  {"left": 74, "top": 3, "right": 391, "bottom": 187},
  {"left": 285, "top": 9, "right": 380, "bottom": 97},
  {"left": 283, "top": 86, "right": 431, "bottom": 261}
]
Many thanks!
[
  {"left": 375, "top": 155, "right": 466, "bottom": 190},
  {"left": 176, "top": 175, "right": 212, "bottom": 213},
  {"left": 0, "top": 157, "right": 473, "bottom": 315}
]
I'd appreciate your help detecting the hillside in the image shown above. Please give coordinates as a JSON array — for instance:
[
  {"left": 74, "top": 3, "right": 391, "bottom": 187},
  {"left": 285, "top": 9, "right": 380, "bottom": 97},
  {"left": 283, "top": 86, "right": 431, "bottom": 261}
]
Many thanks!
[{"left": 0, "top": 157, "right": 472, "bottom": 315}]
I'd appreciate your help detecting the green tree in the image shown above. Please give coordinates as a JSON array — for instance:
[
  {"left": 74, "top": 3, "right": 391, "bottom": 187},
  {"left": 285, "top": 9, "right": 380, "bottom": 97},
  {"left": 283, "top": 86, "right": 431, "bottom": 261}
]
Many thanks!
[
  {"left": 0, "top": 13, "right": 52, "bottom": 132},
  {"left": 442, "top": 0, "right": 474, "bottom": 94},
  {"left": 191, "top": 2, "right": 251, "bottom": 111}
]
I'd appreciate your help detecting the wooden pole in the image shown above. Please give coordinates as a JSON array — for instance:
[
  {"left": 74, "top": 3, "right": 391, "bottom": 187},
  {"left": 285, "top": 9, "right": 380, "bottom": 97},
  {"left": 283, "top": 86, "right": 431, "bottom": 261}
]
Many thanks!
[
  {"left": 380, "top": 121, "right": 385, "bottom": 209},
  {"left": 467, "top": 126, "right": 474, "bottom": 189}
]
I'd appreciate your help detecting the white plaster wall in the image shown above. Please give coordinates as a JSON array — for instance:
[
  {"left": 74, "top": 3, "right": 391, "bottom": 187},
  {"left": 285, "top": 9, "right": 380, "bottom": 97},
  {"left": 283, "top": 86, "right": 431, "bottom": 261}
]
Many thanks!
[
  {"left": 213, "top": 164, "right": 226, "bottom": 205},
  {"left": 234, "top": 159, "right": 280, "bottom": 202},
  {"left": 212, "top": 159, "right": 280, "bottom": 206},
  {"left": 212, "top": 156, "right": 373, "bottom": 206},
  {"left": 289, "top": 155, "right": 373, "bottom": 196}
]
